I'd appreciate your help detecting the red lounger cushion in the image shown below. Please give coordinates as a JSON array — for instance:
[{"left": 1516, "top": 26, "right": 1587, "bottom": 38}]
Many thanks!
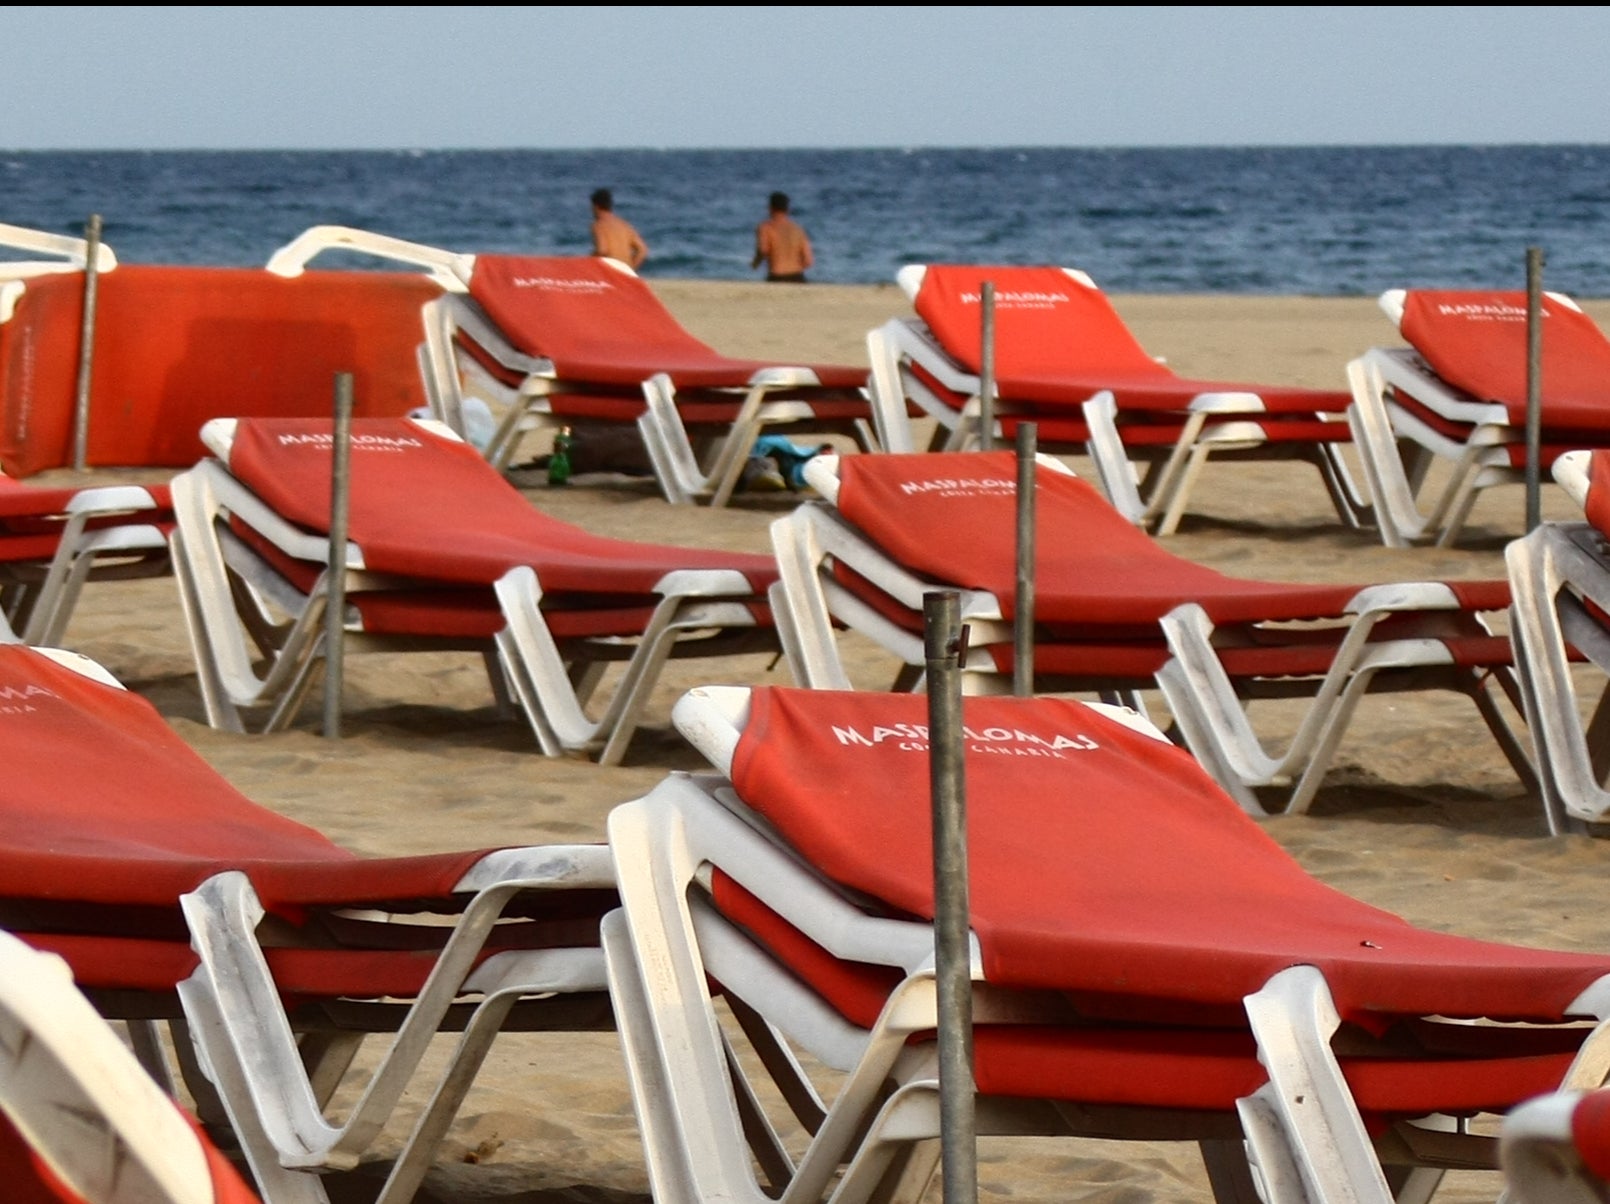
[
  {"left": 911, "top": 265, "right": 1350, "bottom": 414},
  {"left": 727, "top": 687, "right": 1610, "bottom": 1024},
  {"left": 224, "top": 417, "right": 777, "bottom": 594},
  {"left": 467, "top": 256, "right": 867, "bottom": 390},
  {"left": 1399, "top": 290, "right": 1610, "bottom": 428}
]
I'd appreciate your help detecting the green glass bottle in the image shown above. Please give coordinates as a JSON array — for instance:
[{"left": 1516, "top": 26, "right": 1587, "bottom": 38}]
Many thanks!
[{"left": 548, "top": 426, "right": 573, "bottom": 486}]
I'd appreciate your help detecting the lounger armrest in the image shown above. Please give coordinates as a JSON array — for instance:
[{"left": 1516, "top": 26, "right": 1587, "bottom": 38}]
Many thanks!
[
  {"left": 1187, "top": 391, "right": 1270, "bottom": 413},
  {"left": 1555, "top": 450, "right": 1593, "bottom": 510},
  {"left": 60, "top": 484, "right": 167, "bottom": 515},
  {"left": 453, "top": 843, "right": 616, "bottom": 892},
  {"left": 1343, "top": 581, "right": 1472, "bottom": 615},
  {"left": 672, "top": 685, "right": 753, "bottom": 774},
  {"left": 265, "top": 224, "right": 472, "bottom": 291},
  {"left": 747, "top": 366, "right": 831, "bottom": 389},
  {"left": 0, "top": 221, "right": 118, "bottom": 273}
]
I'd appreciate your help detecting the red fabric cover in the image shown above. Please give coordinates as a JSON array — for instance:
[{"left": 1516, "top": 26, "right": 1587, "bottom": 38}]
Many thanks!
[
  {"left": 1573, "top": 1089, "right": 1610, "bottom": 1182},
  {"left": 835, "top": 453, "right": 1368, "bottom": 624},
  {"left": 1399, "top": 290, "right": 1610, "bottom": 428},
  {"left": 467, "top": 257, "right": 867, "bottom": 389},
  {"left": 1586, "top": 451, "right": 1610, "bottom": 538},
  {"left": 224, "top": 417, "right": 777, "bottom": 593},
  {"left": 911, "top": 265, "right": 1350, "bottom": 414},
  {"left": 0, "top": 268, "right": 439, "bottom": 477},
  {"left": 0, "top": 644, "right": 490, "bottom": 912},
  {"left": 727, "top": 688, "right": 1610, "bottom": 1023}
]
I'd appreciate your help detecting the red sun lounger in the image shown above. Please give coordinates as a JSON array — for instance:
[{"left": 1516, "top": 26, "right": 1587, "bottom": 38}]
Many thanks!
[
  {"left": 171, "top": 415, "right": 778, "bottom": 762},
  {"left": 866, "top": 264, "right": 1366, "bottom": 534},
  {"left": 0, "top": 639, "right": 614, "bottom": 1202},
  {"left": 265, "top": 225, "right": 875, "bottom": 507},
  {"left": 770, "top": 450, "right": 1528, "bottom": 814},
  {"left": 1347, "top": 288, "right": 1610, "bottom": 547},
  {"left": 0, "top": 929, "right": 263, "bottom": 1204},
  {"left": 1504, "top": 448, "right": 1610, "bottom": 833},
  {"left": 0, "top": 475, "right": 172, "bottom": 645},
  {"left": 604, "top": 685, "right": 1610, "bottom": 1204}
]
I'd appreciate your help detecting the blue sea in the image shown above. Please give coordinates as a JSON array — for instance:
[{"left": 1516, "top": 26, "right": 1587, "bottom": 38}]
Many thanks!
[{"left": 4, "top": 146, "right": 1610, "bottom": 296}]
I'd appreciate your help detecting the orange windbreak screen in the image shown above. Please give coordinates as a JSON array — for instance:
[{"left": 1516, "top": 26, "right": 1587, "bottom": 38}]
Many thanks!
[{"left": 0, "top": 267, "right": 438, "bottom": 476}]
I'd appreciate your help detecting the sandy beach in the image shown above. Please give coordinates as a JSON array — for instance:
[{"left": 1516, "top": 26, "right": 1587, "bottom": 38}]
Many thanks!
[{"left": 45, "top": 281, "right": 1610, "bottom": 1204}]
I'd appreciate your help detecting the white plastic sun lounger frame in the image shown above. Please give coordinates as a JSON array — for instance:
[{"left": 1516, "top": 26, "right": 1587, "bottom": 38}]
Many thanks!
[
  {"left": 1500, "top": 1088, "right": 1610, "bottom": 1204},
  {"left": 605, "top": 687, "right": 1273, "bottom": 1204},
  {"left": 1343, "top": 288, "right": 1590, "bottom": 548},
  {"left": 1157, "top": 584, "right": 1535, "bottom": 817},
  {"left": 1503, "top": 450, "right": 1610, "bottom": 833},
  {"left": 171, "top": 417, "right": 772, "bottom": 762},
  {"left": 177, "top": 844, "right": 613, "bottom": 1204},
  {"left": 269, "top": 224, "right": 871, "bottom": 507},
  {"left": 0, "top": 929, "right": 224, "bottom": 1204},
  {"left": 866, "top": 265, "right": 1367, "bottom": 536},
  {"left": 612, "top": 686, "right": 1610, "bottom": 1204}
]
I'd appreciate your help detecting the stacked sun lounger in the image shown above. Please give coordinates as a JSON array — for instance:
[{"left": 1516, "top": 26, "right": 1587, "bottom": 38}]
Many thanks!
[
  {"left": 267, "top": 225, "right": 877, "bottom": 506},
  {"left": 769, "top": 450, "right": 1528, "bottom": 814},
  {"left": 1347, "top": 287, "right": 1610, "bottom": 546},
  {"left": 1505, "top": 448, "right": 1610, "bottom": 833},
  {"left": 0, "top": 638, "right": 616, "bottom": 1202},
  {"left": 170, "top": 415, "right": 779, "bottom": 762},
  {"left": 866, "top": 264, "right": 1367, "bottom": 534},
  {"left": 602, "top": 683, "right": 1610, "bottom": 1204}
]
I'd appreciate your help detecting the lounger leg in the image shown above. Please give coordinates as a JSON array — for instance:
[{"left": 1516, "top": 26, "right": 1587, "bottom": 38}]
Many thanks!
[
  {"left": 1200, "top": 1136, "right": 1266, "bottom": 1204},
  {"left": 1244, "top": 966, "right": 1395, "bottom": 1204}
]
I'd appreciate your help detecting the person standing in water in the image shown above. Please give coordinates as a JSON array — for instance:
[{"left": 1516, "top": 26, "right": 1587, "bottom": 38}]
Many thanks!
[
  {"left": 752, "top": 191, "right": 813, "bottom": 282},
  {"left": 590, "top": 188, "right": 648, "bottom": 268}
]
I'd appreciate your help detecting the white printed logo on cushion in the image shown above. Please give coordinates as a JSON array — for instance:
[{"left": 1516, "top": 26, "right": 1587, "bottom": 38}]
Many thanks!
[{"left": 831, "top": 719, "right": 1099, "bottom": 758}]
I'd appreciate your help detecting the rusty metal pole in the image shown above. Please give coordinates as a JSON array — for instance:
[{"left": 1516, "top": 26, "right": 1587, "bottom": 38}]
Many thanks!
[
  {"left": 71, "top": 214, "right": 104, "bottom": 471},
  {"left": 979, "top": 281, "right": 996, "bottom": 452},
  {"left": 1525, "top": 247, "right": 1545, "bottom": 532},
  {"left": 1013, "top": 423, "right": 1037, "bottom": 697},
  {"left": 323, "top": 373, "right": 354, "bottom": 738},
  {"left": 924, "top": 590, "right": 977, "bottom": 1204}
]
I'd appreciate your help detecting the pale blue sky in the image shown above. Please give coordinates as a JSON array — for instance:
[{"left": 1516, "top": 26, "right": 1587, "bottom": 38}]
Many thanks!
[{"left": 5, "top": 6, "right": 1606, "bottom": 149}]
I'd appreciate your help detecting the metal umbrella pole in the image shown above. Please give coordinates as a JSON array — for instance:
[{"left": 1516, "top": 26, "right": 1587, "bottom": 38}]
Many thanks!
[
  {"left": 323, "top": 373, "right": 355, "bottom": 738},
  {"left": 71, "top": 214, "right": 104, "bottom": 471},
  {"left": 979, "top": 281, "right": 996, "bottom": 452},
  {"left": 1524, "top": 247, "right": 1546, "bottom": 532},
  {"left": 1013, "top": 423, "right": 1037, "bottom": 698},
  {"left": 924, "top": 590, "right": 977, "bottom": 1204}
]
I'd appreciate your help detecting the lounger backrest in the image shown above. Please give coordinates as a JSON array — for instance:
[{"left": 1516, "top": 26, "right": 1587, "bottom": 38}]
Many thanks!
[
  {"left": 1399, "top": 290, "right": 1610, "bottom": 422},
  {"left": 725, "top": 686, "right": 1610, "bottom": 1021},
  {"left": 224, "top": 417, "right": 775, "bottom": 592},
  {"left": 467, "top": 256, "right": 757, "bottom": 385},
  {"left": 911, "top": 265, "right": 1168, "bottom": 380},
  {"left": 833, "top": 452, "right": 1359, "bottom": 624},
  {"left": 0, "top": 643, "right": 487, "bottom": 911}
]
